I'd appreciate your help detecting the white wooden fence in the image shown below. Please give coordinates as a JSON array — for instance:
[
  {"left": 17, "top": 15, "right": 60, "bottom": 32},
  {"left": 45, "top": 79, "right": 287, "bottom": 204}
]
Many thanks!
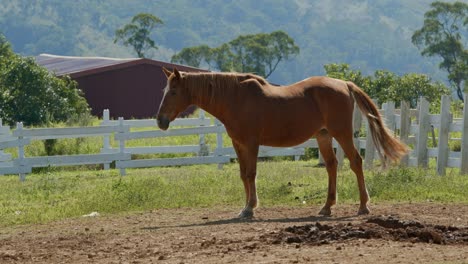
[{"left": 1, "top": 94, "right": 467, "bottom": 181}]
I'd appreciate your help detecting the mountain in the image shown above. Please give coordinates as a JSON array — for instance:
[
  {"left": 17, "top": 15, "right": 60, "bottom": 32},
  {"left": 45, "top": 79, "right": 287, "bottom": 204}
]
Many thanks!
[{"left": 0, "top": 0, "right": 448, "bottom": 84}]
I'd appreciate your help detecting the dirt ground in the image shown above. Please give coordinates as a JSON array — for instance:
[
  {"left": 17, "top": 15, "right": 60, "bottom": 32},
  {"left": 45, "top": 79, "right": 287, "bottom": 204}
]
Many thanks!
[{"left": 1, "top": 203, "right": 467, "bottom": 264}]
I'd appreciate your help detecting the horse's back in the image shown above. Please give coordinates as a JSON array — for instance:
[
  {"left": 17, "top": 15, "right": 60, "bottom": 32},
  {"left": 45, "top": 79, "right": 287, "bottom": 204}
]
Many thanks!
[{"left": 298, "top": 76, "right": 351, "bottom": 95}]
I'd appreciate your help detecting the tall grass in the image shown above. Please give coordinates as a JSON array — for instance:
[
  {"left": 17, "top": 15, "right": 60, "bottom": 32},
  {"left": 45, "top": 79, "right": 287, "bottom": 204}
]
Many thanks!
[{"left": 1, "top": 161, "right": 467, "bottom": 227}]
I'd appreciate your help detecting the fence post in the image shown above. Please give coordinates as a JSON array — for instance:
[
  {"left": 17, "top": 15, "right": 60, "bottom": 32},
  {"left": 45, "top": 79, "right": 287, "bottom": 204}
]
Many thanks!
[
  {"left": 198, "top": 110, "right": 209, "bottom": 156},
  {"left": 384, "top": 102, "right": 396, "bottom": 166},
  {"left": 294, "top": 154, "right": 301, "bottom": 161},
  {"left": 416, "top": 97, "right": 430, "bottom": 168},
  {"left": 363, "top": 100, "right": 379, "bottom": 169},
  {"left": 336, "top": 143, "right": 344, "bottom": 169},
  {"left": 102, "top": 109, "right": 111, "bottom": 170},
  {"left": 16, "top": 122, "right": 26, "bottom": 181},
  {"left": 460, "top": 93, "right": 468, "bottom": 175},
  {"left": 384, "top": 101, "right": 396, "bottom": 132},
  {"left": 399, "top": 101, "right": 411, "bottom": 166},
  {"left": 118, "top": 117, "right": 126, "bottom": 176},
  {"left": 318, "top": 151, "right": 324, "bottom": 165},
  {"left": 353, "top": 102, "right": 362, "bottom": 151},
  {"left": 215, "top": 119, "right": 224, "bottom": 169},
  {"left": 364, "top": 118, "right": 375, "bottom": 169},
  {"left": 436, "top": 95, "right": 451, "bottom": 175},
  {"left": 0, "top": 118, "right": 9, "bottom": 165}
]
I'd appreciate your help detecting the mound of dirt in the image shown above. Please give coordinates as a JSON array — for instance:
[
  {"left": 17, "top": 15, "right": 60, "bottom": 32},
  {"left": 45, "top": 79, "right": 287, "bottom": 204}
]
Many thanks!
[{"left": 273, "top": 215, "right": 468, "bottom": 245}]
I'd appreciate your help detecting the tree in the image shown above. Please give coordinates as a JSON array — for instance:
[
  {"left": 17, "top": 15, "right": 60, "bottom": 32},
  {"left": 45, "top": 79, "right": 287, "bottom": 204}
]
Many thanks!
[
  {"left": 0, "top": 36, "right": 90, "bottom": 126},
  {"left": 114, "top": 13, "right": 163, "bottom": 58},
  {"left": 262, "top": 31, "right": 301, "bottom": 78},
  {"left": 370, "top": 70, "right": 399, "bottom": 105},
  {"left": 324, "top": 63, "right": 449, "bottom": 107},
  {"left": 412, "top": 1, "right": 468, "bottom": 101},
  {"left": 171, "top": 31, "right": 299, "bottom": 78},
  {"left": 323, "top": 63, "right": 372, "bottom": 92},
  {"left": 210, "top": 43, "right": 237, "bottom": 72},
  {"left": 228, "top": 31, "right": 300, "bottom": 78},
  {"left": 0, "top": 33, "right": 13, "bottom": 58},
  {"left": 388, "top": 73, "right": 449, "bottom": 108},
  {"left": 170, "top": 45, "right": 212, "bottom": 68}
]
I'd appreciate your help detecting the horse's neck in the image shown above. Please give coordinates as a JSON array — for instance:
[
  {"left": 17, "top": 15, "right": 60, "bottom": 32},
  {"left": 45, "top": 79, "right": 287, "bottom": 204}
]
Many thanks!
[{"left": 187, "top": 78, "right": 235, "bottom": 123}]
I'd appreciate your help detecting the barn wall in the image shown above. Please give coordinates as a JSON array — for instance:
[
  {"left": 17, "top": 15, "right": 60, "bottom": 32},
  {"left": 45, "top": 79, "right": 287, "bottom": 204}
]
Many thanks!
[{"left": 75, "top": 64, "right": 166, "bottom": 119}]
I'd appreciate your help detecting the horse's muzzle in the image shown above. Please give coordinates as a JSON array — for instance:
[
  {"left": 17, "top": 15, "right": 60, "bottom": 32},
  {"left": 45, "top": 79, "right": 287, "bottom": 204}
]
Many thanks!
[{"left": 157, "top": 116, "right": 170, "bottom": 131}]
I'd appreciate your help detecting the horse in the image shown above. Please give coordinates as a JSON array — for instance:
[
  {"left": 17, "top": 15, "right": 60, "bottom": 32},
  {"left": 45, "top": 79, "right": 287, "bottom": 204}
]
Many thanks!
[{"left": 157, "top": 68, "right": 408, "bottom": 218}]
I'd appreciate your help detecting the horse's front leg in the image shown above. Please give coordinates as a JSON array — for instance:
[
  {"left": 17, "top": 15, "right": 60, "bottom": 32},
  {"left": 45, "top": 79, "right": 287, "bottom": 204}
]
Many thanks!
[{"left": 233, "top": 141, "right": 259, "bottom": 218}]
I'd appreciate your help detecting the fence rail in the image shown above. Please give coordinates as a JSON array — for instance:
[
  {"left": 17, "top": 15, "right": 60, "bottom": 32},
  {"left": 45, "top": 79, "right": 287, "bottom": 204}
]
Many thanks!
[{"left": 1, "top": 94, "right": 467, "bottom": 180}]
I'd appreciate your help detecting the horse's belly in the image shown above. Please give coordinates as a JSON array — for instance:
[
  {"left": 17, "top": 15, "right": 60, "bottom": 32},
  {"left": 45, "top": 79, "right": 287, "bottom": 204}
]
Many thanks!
[
  {"left": 259, "top": 127, "right": 316, "bottom": 147},
  {"left": 257, "top": 110, "right": 322, "bottom": 147}
]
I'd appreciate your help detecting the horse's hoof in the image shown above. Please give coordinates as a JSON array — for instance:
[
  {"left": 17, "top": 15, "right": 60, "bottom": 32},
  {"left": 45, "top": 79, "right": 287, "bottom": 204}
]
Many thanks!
[
  {"left": 358, "top": 207, "right": 370, "bottom": 215},
  {"left": 238, "top": 209, "right": 254, "bottom": 219},
  {"left": 318, "top": 207, "right": 331, "bottom": 216}
]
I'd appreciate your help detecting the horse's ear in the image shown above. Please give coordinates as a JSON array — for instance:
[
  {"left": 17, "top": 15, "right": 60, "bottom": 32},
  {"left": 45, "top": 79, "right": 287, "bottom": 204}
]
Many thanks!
[
  {"left": 162, "top": 67, "right": 172, "bottom": 78},
  {"left": 173, "top": 68, "right": 181, "bottom": 79}
]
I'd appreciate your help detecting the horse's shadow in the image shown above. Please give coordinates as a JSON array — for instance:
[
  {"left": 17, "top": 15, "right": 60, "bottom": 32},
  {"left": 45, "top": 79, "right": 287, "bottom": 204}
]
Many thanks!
[{"left": 141, "top": 214, "right": 357, "bottom": 231}]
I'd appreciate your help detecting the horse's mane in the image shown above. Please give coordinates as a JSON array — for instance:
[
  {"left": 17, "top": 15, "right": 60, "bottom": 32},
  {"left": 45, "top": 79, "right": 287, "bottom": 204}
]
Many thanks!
[{"left": 183, "top": 72, "right": 269, "bottom": 103}]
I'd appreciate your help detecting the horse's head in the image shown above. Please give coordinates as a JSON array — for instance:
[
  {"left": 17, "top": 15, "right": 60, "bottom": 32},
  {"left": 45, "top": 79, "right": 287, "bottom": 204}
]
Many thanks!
[{"left": 157, "top": 68, "right": 191, "bottom": 130}]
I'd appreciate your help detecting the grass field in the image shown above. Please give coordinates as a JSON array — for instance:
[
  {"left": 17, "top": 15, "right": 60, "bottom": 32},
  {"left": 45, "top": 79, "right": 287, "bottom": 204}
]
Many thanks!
[{"left": 1, "top": 160, "right": 467, "bottom": 228}]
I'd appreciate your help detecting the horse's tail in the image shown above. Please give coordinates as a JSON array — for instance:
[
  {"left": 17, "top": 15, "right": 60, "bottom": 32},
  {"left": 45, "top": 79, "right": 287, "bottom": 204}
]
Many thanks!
[{"left": 347, "top": 81, "right": 408, "bottom": 164}]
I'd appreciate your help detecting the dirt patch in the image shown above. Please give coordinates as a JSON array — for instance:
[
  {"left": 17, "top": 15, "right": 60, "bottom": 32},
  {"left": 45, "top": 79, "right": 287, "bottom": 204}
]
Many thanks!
[
  {"left": 273, "top": 215, "right": 468, "bottom": 246},
  {"left": 1, "top": 204, "right": 468, "bottom": 263}
]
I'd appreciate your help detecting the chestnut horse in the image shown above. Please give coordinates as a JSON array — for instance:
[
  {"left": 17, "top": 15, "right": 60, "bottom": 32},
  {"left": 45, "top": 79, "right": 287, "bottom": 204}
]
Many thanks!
[{"left": 157, "top": 68, "right": 407, "bottom": 218}]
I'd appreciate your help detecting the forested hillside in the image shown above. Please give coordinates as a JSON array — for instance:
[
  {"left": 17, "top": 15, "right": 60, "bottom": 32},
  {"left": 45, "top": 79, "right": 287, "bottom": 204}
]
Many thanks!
[{"left": 0, "top": 0, "right": 448, "bottom": 84}]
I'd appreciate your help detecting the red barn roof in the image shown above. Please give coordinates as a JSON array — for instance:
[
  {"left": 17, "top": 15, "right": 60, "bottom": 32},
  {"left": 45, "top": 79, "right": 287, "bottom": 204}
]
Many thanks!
[{"left": 36, "top": 54, "right": 206, "bottom": 78}]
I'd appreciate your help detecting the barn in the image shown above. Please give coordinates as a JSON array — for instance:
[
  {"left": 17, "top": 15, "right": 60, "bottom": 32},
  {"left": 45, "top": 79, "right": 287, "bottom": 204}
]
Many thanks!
[{"left": 36, "top": 54, "right": 208, "bottom": 119}]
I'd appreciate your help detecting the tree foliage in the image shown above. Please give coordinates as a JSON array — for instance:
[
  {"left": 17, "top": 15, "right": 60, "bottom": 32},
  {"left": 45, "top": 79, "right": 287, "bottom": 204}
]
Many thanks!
[
  {"left": 412, "top": 1, "right": 468, "bottom": 101},
  {"left": 323, "top": 63, "right": 372, "bottom": 91},
  {"left": 171, "top": 31, "right": 299, "bottom": 78},
  {"left": 0, "top": 35, "right": 89, "bottom": 126},
  {"left": 389, "top": 73, "right": 449, "bottom": 107},
  {"left": 324, "top": 63, "right": 450, "bottom": 108},
  {"left": 114, "top": 13, "right": 163, "bottom": 58},
  {"left": 170, "top": 44, "right": 212, "bottom": 68},
  {"left": 0, "top": 34, "right": 12, "bottom": 58}
]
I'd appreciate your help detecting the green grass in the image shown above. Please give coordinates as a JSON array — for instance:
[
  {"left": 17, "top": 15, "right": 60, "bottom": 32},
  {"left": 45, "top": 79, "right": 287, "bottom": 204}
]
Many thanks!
[{"left": 1, "top": 160, "right": 467, "bottom": 227}]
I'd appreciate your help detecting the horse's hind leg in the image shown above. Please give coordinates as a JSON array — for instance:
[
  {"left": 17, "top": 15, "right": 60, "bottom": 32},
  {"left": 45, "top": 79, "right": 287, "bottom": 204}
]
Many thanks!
[
  {"left": 316, "top": 130, "right": 338, "bottom": 216},
  {"left": 232, "top": 141, "right": 249, "bottom": 210},
  {"left": 334, "top": 134, "right": 370, "bottom": 215}
]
